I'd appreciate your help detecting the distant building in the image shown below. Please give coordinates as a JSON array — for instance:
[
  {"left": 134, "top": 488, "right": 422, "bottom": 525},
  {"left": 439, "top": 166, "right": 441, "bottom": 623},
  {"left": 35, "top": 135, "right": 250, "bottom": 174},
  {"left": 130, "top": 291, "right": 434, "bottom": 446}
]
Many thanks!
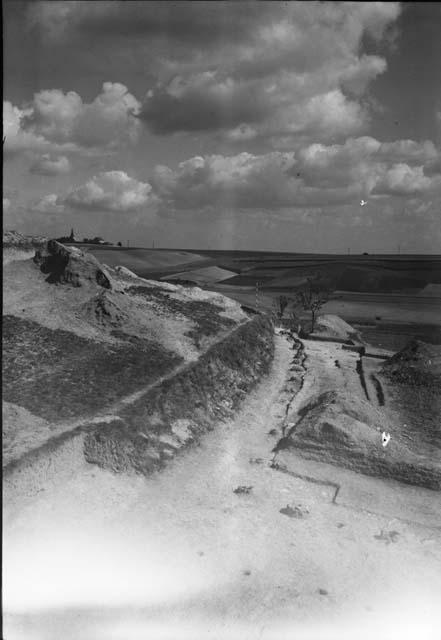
[
  {"left": 55, "top": 228, "right": 78, "bottom": 244},
  {"left": 55, "top": 229, "right": 113, "bottom": 245}
]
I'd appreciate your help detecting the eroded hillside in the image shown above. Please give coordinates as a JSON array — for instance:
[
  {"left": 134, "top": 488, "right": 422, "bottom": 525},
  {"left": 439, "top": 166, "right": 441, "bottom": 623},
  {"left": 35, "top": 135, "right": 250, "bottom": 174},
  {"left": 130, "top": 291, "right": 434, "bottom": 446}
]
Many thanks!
[{"left": 3, "top": 240, "right": 273, "bottom": 474}]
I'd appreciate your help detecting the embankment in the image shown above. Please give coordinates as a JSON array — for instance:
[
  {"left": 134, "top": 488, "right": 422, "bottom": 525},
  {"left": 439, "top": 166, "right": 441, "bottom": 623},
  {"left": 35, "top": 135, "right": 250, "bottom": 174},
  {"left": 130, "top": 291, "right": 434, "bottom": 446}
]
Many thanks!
[
  {"left": 4, "top": 314, "right": 274, "bottom": 501},
  {"left": 275, "top": 338, "right": 441, "bottom": 491}
]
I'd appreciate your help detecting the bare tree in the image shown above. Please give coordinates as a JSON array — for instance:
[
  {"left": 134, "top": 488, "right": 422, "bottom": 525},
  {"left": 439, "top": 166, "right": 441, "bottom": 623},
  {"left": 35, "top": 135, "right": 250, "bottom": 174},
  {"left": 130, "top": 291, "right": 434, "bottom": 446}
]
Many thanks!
[
  {"left": 272, "top": 295, "right": 289, "bottom": 323},
  {"left": 294, "top": 276, "right": 330, "bottom": 333}
]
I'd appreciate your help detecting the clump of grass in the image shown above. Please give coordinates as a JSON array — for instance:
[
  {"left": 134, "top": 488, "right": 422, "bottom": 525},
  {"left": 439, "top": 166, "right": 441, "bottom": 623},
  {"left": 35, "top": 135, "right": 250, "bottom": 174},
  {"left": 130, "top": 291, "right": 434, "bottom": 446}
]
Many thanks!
[
  {"left": 3, "top": 315, "right": 182, "bottom": 421},
  {"left": 127, "top": 285, "right": 237, "bottom": 346}
]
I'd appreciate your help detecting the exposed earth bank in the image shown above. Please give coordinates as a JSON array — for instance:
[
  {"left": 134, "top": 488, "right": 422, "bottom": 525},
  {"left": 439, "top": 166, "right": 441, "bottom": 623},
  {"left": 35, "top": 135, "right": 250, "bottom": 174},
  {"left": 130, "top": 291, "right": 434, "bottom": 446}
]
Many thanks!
[
  {"left": 3, "top": 239, "right": 274, "bottom": 498},
  {"left": 274, "top": 335, "right": 441, "bottom": 490}
]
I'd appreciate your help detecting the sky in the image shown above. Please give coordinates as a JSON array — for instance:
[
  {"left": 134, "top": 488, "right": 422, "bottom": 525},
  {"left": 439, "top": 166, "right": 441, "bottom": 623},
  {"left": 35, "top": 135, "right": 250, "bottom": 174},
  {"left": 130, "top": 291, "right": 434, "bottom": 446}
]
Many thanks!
[{"left": 3, "top": 1, "right": 441, "bottom": 253}]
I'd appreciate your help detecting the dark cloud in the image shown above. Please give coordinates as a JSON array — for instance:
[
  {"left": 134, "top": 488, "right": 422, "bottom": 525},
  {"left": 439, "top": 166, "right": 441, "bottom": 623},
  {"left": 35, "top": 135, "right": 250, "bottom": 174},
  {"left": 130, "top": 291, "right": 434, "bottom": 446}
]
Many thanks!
[
  {"left": 25, "top": 1, "right": 288, "bottom": 46},
  {"left": 138, "top": 73, "right": 268, "bottom": 134}
]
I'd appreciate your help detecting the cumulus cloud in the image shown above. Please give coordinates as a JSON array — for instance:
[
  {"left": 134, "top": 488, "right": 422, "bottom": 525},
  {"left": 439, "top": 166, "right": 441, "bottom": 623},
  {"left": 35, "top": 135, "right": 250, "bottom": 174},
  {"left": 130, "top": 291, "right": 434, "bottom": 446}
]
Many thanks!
[
  {"left": 64, "top": 171, "right": 156, "bottom": 212},
  {"left": 133, "top": 2, "right": 400, "bottom": 141},
  {"left": 27, "top": 2, "right": 400, "bottom": 61},
  {"left": 3, "top": 100, "right": 61, "bottom": 155},
  {"left": 140, "top": 72, "right": 371, "bottom": 142},
  {"left": 151, "top": 137, "right": 441, "bottom": 212},
  {"left": 22, "top": 3, "right": 402, "bottom": 144},
  {"left": 4, "top": 83, "right": 140, "bottom": 156},
  {"left": 139, "top": 72, "right": 268, "bottom": 134},
  {"left": 151, "top": 151, "right": 358, "bottom": 210},
  {"left": 30, "top": 154, "right": 71, "bottom": 176},
  {"left": 296, "top": 137, "right": 441, "bottom": 194},
  {"left": 373, "top": 164, "right": 434, "bottom": 195},
  {"left": 32, "top": 194, "right": 66, "bottom": 214}
]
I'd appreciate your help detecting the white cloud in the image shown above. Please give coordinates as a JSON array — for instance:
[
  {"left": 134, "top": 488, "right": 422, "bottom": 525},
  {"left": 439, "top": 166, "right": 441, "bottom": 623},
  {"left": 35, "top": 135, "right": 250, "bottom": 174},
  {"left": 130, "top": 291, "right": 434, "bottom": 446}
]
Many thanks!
[
  {"left": 152, "top": 151, "right": 355, "bottom": 210},
  {"left": 3, "top": 197, "right": 11, "bottom": 212},
  {"left": 377, "top": 139, "right": 439, "bottom": 164},
  {"left": 22, "top": 89, "right": 83, "bottom": 144},
  {"left": 22, "top": 2, "right": 403, "bottom": 147},
  {"left": 30, "top": 154, "right": 71, "bottom": 176},
  {"left": 281, "top": 89, "right": 368, "bottom": 137},
  {"left": 4, "top": 83, "right": 141, "bottom": 156},
  {"left": 32, "top": 194, "right": 66, "bottom": 215},
  {"left": 73, "top": 82, "right": 141, "bottom": 147},
  {"left": 296, "top": 137, "right": 441, "bottom": 194},
  {"left": 64, "top": 171, "right": 156, "bottom": 212},
  {"left": 136, "top": 2, "right": 400, "bottom": 142},
  {"left": 151, "top": 137, "right": 441, "bottom": 212},
  {"left": 3, "top": 100, "right": 65, "bottom": 155},
  {"left": 374, "top": 163, "right": 434, "bottom": 195}
]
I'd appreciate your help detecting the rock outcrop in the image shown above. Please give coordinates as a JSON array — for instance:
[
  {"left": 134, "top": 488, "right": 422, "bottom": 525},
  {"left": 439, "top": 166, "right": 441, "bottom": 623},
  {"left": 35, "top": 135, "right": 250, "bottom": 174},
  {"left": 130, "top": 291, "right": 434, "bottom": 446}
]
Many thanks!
[{"left": 34, "top": 240, "right": 112, "bottom": 289}]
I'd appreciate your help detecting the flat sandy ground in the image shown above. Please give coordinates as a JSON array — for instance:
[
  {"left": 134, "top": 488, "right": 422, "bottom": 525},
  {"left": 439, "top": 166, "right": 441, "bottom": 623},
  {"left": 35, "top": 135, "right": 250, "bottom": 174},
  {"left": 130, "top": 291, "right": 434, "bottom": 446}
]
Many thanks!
[{"left": 3, "top": 335, "right": 441, "bottom": 640}]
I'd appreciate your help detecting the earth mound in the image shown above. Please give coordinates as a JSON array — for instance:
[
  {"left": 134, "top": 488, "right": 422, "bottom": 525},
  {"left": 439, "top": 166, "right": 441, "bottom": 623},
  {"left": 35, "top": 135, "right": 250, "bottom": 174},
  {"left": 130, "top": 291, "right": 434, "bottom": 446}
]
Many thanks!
[
  {"left": 34, "top": 240, "right": 112, "bottom": 289},
  {"left": 279, "top": 390, "right": 441, "bottom": 490},
  {"left": 313, "top": 314, "right": 358, "bottom": 341},
  {"left": 381, "top": 339, "right": 441, "bottom": 386}
]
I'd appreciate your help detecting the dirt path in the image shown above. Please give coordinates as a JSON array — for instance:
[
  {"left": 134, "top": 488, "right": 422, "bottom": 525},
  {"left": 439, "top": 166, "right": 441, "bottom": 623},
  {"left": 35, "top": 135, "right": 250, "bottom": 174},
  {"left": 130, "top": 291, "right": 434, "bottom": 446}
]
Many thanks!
[{"left": 4, "top": 335, "right": 441, "bottom": 640}]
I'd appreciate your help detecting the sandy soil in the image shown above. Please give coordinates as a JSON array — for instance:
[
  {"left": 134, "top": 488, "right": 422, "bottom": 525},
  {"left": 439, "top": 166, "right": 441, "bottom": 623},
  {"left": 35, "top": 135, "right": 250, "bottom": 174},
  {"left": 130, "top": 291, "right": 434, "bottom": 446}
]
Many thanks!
[{"left": 3, "top": 334, "right": 441, "bottom": 640}]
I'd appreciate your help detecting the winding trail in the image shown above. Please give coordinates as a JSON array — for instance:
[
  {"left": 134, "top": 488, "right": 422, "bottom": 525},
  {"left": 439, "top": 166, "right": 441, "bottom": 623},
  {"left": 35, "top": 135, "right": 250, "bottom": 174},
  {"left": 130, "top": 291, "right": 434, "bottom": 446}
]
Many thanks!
[{"left": 4, "top": 334, "right": 441, "bottom": 640}]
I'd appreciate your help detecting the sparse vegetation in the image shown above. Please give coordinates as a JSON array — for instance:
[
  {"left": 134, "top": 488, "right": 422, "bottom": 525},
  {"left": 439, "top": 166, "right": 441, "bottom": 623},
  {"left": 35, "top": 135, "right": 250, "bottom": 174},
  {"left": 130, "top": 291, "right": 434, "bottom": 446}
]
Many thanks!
[
  {"left": 2, "top": 315, "right": 182, "bottom": 421},
  {"left": 272, "top": 295, "right": 289, "bottom": 323},
  {"left": 293, "top": 275, "right": 331, "bottom": 333},
  {"left": 127, "top": 285, "right": 237, "bottom": 347}
]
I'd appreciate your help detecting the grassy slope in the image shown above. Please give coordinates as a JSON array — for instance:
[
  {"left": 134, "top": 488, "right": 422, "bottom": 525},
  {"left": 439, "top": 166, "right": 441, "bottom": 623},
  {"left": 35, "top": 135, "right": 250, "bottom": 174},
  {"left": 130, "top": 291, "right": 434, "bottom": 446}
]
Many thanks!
[
  {"left": 3, "top": 246, "right": 253, "bottom": 467},
  {"left": 3, "top": 315, "right": 182, "bottom": 421},
  {"left": 85, "top": 247, "right": 207, "bottom": 273},
  {"left": 126, "top": 285, "right": 237, "bottom": 347},
  {"left": 83, "top": 315, "right": 274, "bottom": 476}
]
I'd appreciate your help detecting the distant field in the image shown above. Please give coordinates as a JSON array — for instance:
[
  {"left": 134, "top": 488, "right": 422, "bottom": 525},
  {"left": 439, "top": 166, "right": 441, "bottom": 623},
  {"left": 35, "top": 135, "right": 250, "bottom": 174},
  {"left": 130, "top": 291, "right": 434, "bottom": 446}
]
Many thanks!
[
  {"left": 358, "top": 323, "right": 441, "bottom": 350},
  {"left": 84, "top": 246, "right": 207, "bottom": 276},
  {"left": 163, "top": 265, "right": 237, "bottom": 286},
  {"left": 80, "top": 247, "right": 440, "bottom": 344},
  {"left": 178, "top": 250, "right": 441, "bottom": 298},
  {"left": 82, "top": 247, "right": 441, "bottom": 295}
]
